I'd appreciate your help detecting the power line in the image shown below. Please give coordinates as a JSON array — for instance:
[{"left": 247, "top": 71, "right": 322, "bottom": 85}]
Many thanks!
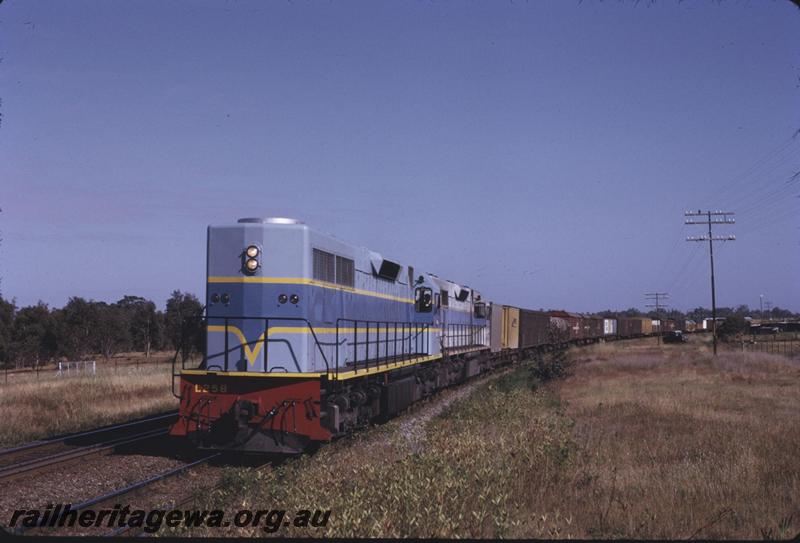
[
  {"left": 665, "top": 242, "right": 704, "bottom": 297},
  {"left": 712, "top": 137, "right": 800, "bottom": 211},
  {"left": 742, "top": 211, "right": 799, "bottom": 239},
  {"left": 685, "top": 210, "right": 736, "bottom": 356}
]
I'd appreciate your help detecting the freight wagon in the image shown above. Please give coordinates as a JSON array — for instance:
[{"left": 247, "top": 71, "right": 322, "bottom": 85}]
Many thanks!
[
  {"left": 549, "top": 310, "right": 582, "bottom": 341},
  {"left": 603, "top": 318, "right": 618, "bottom": 336},
  {"left": 490, "top": 304, "right": 520, "bottom": 352},
  {"left": 583, "top": 316, "right": 604, "bottom": 339},
  {"left": 617, "top": 317, "right": 653, "bottom": 337},
  {"left": 519, "top": 309, "right": 552, "bottom": 349}
]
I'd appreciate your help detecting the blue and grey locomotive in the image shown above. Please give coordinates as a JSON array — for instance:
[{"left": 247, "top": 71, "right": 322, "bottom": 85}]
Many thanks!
[{"left": 170, "top": 217, "right": 492, "bottom": 453}]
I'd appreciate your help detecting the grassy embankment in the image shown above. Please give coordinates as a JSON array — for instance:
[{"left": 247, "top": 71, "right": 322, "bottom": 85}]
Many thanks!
[
  {"left": 0, "top": 352, "right": 179, "bottom": 447},
  {"left": 183, "top": 335, "right": 799, "bottom": 539}
]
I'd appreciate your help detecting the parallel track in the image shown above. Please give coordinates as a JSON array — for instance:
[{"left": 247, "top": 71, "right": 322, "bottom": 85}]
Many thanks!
[
  {"left": 0, "top": 411, "right": 178, "bottom": 481},
  {"left": 16, "top": 453, "right": 220, "bottom": 536}
]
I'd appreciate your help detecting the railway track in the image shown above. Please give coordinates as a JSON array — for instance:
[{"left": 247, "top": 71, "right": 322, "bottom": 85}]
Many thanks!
[
  {"left": 9, "top": 353, "right": 551, "bottom": 536},
  {"left": 15, "top": 453, "right": 221, "bottom": 537},
  {"left": 0, "top": 411, "right": 178, "bottom": 482}
]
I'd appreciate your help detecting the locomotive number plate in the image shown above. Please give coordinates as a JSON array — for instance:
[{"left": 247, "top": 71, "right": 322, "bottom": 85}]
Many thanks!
[{"left": 194, "top": 383, "right": 228, "bottom": 393}]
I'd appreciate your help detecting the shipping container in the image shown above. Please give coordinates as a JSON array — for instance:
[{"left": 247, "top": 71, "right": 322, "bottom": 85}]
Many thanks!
[
  {"left": 617, "top": 318, "right": 636, "bottom": 337},
  {"left": 489, "top": 303, "right": 504, "bottom": 352},
  {"left": 583, "top": 316, "right": 604, "bottom": 339},
  {"left": 501, "top": 306, "right": 520, "bottom": 349},
  {"left": 617, "top": 317, "right": 652, "bottom": 337},
  {"left": 519, "top": 309, "right": 551, "bottom": 348},
  {"left": 567, "top": 312, "right": 584, "bottom": 339}
]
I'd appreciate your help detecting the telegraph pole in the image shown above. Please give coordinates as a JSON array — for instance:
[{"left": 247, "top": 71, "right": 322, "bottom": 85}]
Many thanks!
[
  {"left": 645, "top": 292, "right": 669, "bottom": 345},
  {"left": 685, "top": 210, "right": 735, "bottom": 356}
]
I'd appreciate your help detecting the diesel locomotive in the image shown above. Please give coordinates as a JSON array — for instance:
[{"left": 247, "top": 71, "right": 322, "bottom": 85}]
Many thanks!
[{"left": 169, "top": 217, "right": 665, "bottom": 454}]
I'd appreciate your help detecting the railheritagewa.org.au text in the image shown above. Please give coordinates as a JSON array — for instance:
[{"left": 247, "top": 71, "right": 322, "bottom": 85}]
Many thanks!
[{"left": 9, "top": 504, "right": 331, "bottom": 533}]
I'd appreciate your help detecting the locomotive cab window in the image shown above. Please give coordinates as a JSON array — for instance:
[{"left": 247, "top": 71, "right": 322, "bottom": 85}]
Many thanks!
[
  {"left": 415, "top": 287, "right": 433, "bottom": 313},
  {"left": 474, "top": 302, "right": 487, "bottom": 319},
  {"left": 440, "top": 290, "right": 449, "bottom": 307}
]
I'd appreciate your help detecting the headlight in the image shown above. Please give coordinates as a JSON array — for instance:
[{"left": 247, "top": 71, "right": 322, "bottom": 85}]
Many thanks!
[
  {"left": 246, "top": 245, "right": 260, "bottom": 258},
  {"left": 245, "top": 258, "right": 259, "bottom": 271}
]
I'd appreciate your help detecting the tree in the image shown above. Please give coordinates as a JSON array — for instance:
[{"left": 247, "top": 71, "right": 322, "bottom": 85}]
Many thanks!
[
  {"left": 117, "top": 295, "right": 162, "bottom": 358},
  {"left": 717, "top": 314, "right": 748, "bottom": 340},
  {"left": 93, "top": 302, "right": 131, "bottom": 361},
  {"left": 664, "top": 308, "right": 687, "bottom": 321},
  {"left": 165, "top": 291, "right": 204, "bottom": 364},
  {"left": 57, "top": 297, "right": 99, "bottom": 360},
  {"left": 548, "top": 321, "right": 570, "bottom": 344},
  {"left": 619, "top": 307, "right": 644, "bottom": 318},
  {"left": 11, "top": 302, "right": 57, "bottom": 367},
  {"left": 0, "top": 297, "right": 15, "bottom": 367},
  {"left": 714, "top": 307, "right": 736, "bottom": 318},
  {"left": 770, "top": 306, "right": 796, "bottom": 319},
  {"left": 686, "top": 307, "right": 710, "bottom": 324}
]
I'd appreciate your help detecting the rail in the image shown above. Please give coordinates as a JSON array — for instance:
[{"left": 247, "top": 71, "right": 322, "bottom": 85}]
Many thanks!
[
  {"left": 0, "top": 412, "right": 178, "bottom": 482},
  {"left": 16, "top": 453, "right": 221, "bottom": 536}
]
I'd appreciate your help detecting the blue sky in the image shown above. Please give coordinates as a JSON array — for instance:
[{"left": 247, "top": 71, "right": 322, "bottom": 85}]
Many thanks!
[{"left": 1, "top": 0, "right": 798, "bottom": 313}]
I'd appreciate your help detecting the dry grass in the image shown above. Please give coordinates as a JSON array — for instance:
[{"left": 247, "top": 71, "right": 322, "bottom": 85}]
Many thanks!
[
  {"left": 177, "top": 336, "right": 800, "bottom": 539},
  {"left": 180, "top": 368, "right": 575, "bottom": 538},
  {"left": 546, "top": 337, "right": 800, "bottom": 539},
  {"left": 0, "top": 355, "right": 178, "bottom": 447}
]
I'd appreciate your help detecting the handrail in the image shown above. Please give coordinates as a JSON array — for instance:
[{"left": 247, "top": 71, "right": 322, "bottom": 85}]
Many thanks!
[
  {"left": 201, "top": 315, "right": 331, "bottom": 375},
  {"left": 175, "top": 314, "right": 441, "bottom": 384},
  {"left": 334, "top": 318, "right": 430, "bottom": 380},
  {"left": 441, "top": 323, "right": 485, "bottom": 353}
]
